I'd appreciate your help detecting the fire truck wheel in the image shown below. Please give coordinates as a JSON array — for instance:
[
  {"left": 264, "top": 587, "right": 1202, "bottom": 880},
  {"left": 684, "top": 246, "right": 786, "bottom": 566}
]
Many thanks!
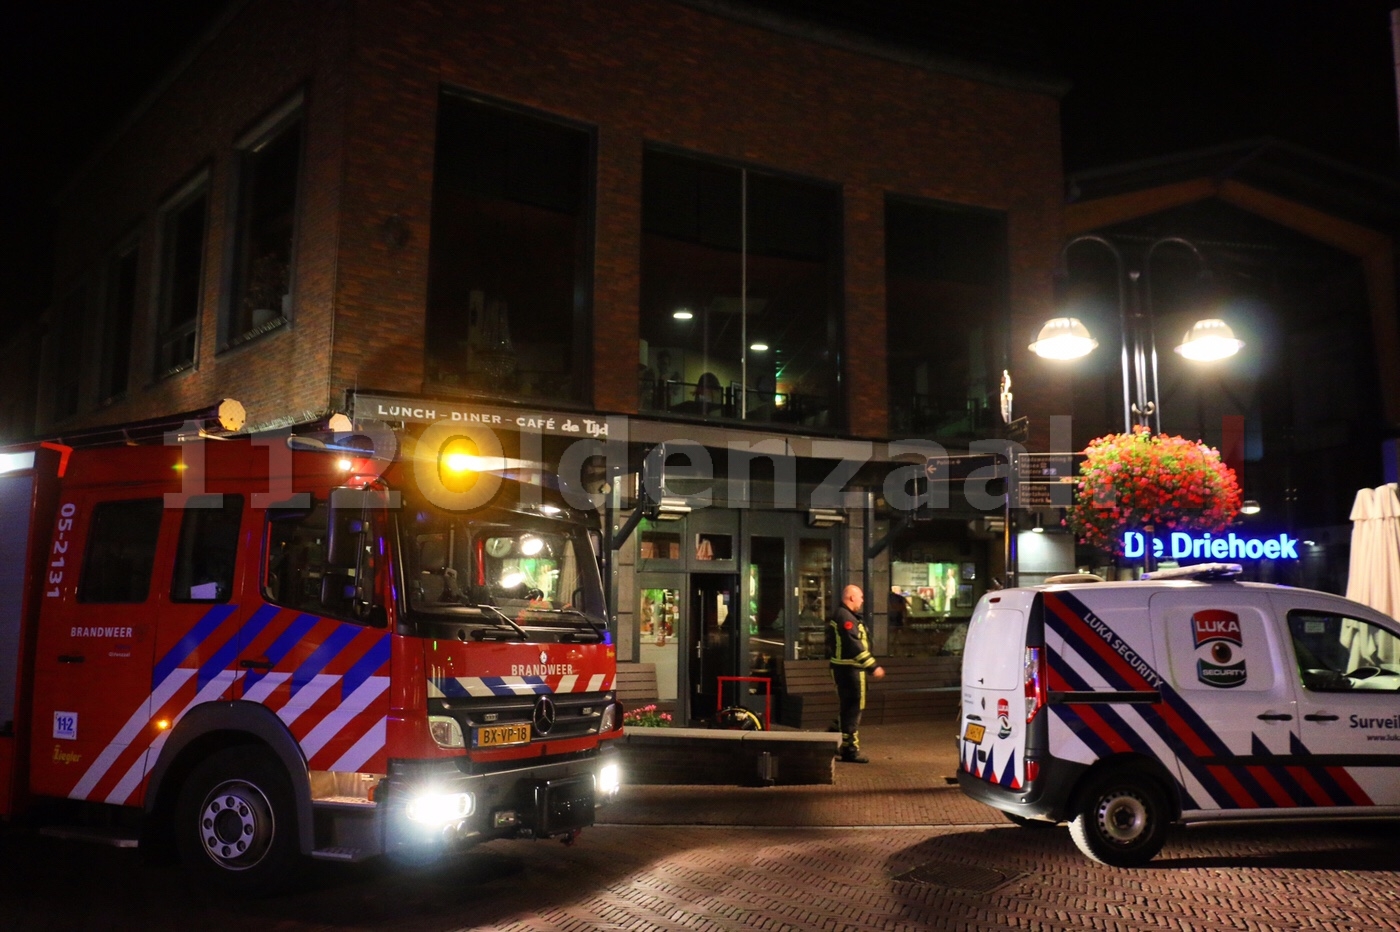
[
  {"left": 1068, "top": 769, "right": 1169, "bottom": 867},
  {"left": 176, "top": 747, "right": 301, "bottom": 894}
]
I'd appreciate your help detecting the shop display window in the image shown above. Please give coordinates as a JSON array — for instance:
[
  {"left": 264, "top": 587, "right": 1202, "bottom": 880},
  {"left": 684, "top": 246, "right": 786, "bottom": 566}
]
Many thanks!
[
  {"left": 889, "top": 559, "right": 977, "bottom": 659},
  {"left": 694, "top": 532, "right": 732, "bottom": 561},
  {"left": 638, "top": 530, "right": 681, "bottom": 561}
]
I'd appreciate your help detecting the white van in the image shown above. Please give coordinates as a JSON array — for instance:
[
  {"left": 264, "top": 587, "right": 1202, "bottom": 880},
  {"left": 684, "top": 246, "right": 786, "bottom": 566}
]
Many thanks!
[{"left": 957, "top": 564, "right": 1400, "bottom": 866}]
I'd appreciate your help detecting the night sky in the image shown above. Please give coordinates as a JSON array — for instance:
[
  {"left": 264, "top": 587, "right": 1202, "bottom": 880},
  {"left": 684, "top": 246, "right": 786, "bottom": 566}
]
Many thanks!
[{"left": 2, "top": 0, "right": 1398, "bottom": 321}]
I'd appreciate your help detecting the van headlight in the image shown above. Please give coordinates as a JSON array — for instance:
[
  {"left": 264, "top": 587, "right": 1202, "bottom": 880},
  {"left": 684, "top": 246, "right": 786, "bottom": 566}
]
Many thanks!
[
  {"left": 429, "top": 715, "right": 465, "bottom": 749},
  {"left": 599, "top": 703, "right": 619, "bottom": 733}
]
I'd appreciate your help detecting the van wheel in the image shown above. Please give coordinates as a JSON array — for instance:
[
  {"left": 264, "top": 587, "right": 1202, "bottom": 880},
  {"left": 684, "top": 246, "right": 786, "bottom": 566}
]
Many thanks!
[
  {"left": 176, "top": 747, "right": 301, "bottom": 895},
  {"left": 1068, "top": 770, "right": 1169, "bottom": 867}
]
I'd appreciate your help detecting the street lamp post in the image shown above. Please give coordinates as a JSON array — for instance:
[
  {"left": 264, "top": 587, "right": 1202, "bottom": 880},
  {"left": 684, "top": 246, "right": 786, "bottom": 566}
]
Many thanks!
[
  {"left": 1028, "top": 233, "right": 1245, "bottom": 573},
  {"left": 1029, "top": 233, "right": 1243, "bottom": 433}
]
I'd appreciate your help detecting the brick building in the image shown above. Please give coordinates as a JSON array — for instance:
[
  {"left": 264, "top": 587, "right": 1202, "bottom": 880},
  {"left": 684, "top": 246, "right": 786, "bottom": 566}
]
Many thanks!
[{"left": 15, "top": 0, "right": 1068, "bottom": 722}]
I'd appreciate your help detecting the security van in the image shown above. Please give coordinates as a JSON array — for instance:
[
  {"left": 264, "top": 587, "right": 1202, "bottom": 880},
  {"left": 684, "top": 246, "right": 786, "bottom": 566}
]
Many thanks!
[{"left": 957, "top": 564, "right": 1400, "bottom": 866}]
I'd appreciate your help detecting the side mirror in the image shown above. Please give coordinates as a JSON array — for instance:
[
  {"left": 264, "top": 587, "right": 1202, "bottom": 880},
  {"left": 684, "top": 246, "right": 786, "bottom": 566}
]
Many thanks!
[
  {"left": 327, "top": 489, "right": 372, "bottom": 568},
  {"left": 327, "top": 487, "right": 381, "bottom": 620}
]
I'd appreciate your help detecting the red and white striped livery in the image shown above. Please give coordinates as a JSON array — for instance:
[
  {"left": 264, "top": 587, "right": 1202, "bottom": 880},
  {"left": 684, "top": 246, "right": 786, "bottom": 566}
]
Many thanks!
[{"left": 0, "top": 424, "right": 622, "bottom": 893}]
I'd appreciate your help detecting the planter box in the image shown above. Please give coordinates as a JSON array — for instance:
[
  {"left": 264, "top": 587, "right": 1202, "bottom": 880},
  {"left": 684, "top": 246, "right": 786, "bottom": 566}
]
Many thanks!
[{"left": 616, "top": 727, "right": 840, "bottom": 786}]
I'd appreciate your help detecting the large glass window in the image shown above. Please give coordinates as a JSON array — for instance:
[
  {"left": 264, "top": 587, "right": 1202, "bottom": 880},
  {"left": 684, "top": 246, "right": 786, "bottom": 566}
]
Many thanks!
[
  {"left": 425, "top": 92, "right": 593, "bottom": 402},
  {"left": 155, "top": 184, "right": 207, "bottom": 377},
  {"left": 99, "top": 245, "right": 138, "bottom": 401},
  {"left": 885, "top": 196, "right": 1008, "bottom": 440},
  {"left": 641, "top": 149, "right": 841, "bottom": 428},
  {"left": 228, "top": 104, "right": 302, "bottom": 347}
]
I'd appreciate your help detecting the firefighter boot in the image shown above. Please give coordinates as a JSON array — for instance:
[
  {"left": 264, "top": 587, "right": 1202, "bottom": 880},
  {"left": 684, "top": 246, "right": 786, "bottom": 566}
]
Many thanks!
[{"left": 838, "top": 734, "right": 869, "bottom": 763}]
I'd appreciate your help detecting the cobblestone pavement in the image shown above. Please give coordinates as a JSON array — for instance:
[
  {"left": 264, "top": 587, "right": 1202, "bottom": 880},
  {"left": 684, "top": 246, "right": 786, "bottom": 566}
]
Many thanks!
[{"left": 3, "top": 721, "right": 1400, "bottom": 931}]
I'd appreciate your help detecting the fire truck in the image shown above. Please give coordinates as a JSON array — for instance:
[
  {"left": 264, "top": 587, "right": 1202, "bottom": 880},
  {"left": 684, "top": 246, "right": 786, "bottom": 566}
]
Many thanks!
[{"left": 0, "top": 404, "right": 622, "bottom": 893}]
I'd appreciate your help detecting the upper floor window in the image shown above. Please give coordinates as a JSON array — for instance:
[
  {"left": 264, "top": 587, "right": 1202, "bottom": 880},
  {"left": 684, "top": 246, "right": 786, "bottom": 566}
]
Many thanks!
[
  {"left": 155, "top": 179, "right": 208, "bottom": 378},
  {"left": 641, "top": 149, "right": 841, "bottom": 429},
  {"left": 425, "top": 91, "right": 593, "bottom": 403},
  {"left": 45, "top": 285, "right": 88, "bottom": 424},
  {"left": 227, "top": 97, "right": 303, "bottom": 348},
  {"left": 885, "top": 196, "right": 1008, "bottom": 441},
  {"left": 98, "top": 242, "right": 138, "bottom": 401}
]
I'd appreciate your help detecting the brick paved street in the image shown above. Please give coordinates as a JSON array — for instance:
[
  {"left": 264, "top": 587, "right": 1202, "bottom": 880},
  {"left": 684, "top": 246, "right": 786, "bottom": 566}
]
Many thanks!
[{"left": 3, "top": 721, "right": 1399, "bottom": 931}]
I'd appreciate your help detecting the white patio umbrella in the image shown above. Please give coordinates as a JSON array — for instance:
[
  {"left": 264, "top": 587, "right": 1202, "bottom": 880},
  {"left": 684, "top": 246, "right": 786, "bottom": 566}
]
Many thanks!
[
  {"left": 1344, "top": 484, "right": 1400, "bottom": 667},
  {"left": 1345, "top": 486, "right": 1377, "bottom": 609}
]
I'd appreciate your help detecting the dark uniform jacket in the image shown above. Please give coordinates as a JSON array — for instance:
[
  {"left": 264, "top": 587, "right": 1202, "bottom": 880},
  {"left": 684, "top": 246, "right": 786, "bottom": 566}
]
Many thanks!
[{"left": 826, "top": 605, "right": 876, "bottom": 670}]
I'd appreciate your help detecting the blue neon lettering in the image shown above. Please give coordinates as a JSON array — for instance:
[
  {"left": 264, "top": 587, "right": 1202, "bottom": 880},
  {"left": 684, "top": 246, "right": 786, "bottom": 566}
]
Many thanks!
[{"left": 1123, "top": 531, "right": 1300, "bottom": 561}]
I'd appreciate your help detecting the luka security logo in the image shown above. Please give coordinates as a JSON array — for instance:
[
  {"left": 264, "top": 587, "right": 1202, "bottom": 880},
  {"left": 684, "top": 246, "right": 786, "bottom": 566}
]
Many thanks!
[
  {"left": 996, "top": 697, "right": 1011, "bottom": 738},
  {"left": 1192, "top": 609, "right": 1247, "bottom": 688}
]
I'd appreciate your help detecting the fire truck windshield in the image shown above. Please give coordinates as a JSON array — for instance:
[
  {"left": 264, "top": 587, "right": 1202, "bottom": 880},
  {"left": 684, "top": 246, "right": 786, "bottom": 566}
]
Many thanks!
[{"left": 400, "top": 502, "right": 605, "bottom": 632}]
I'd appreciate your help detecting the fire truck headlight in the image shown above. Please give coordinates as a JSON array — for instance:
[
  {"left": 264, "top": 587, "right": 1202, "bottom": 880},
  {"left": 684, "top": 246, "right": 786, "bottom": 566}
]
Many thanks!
[
  {"left": 406, "top": 791, "right": 474, "bottom": 826},
  {"left": 428, "top": 715, "right": 465, "bottom": 749},
  {"left": 598, "top": 763, "right": 621, "bottom": 797},
  {"left": 599, "top": 703, "right": 619, "bottom": 733}
]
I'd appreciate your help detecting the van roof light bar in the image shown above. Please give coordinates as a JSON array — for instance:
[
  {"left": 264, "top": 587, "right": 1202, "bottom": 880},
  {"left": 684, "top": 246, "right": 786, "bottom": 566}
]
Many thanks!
[{"left": 1142, "top": 563, "right": 1243, "bottom": 581}]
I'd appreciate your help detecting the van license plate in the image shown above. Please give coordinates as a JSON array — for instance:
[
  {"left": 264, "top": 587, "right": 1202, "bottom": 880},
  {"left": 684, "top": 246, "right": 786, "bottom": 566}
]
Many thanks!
[
  {"left": 963, "top": 723, "right": 986, "bottom": 744},
  {"left": 475, "top": 723, "right": 531, "bottom": 747}
]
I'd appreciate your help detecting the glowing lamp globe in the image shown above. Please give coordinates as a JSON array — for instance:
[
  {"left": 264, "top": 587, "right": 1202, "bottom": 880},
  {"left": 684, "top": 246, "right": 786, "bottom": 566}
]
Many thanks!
[
  {"left": 1029, "top": 317, "right": 1098, "bottom": 360},
  {"left": 1175, "top": 319, "right": 1243, "bottom": 361}
]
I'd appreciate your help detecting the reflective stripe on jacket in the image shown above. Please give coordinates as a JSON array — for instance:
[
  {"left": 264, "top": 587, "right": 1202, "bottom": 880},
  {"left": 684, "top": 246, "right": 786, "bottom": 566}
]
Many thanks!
[{"left": 827, "top": 605, "right": 876, "bottom": 670}]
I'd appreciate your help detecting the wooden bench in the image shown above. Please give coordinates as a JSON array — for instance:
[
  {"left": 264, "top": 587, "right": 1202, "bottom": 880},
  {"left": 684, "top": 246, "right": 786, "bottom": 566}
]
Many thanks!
[
  {"left": 776, "top": 657, "right": 960, "bottom": 728},
  {"left": 614, "top": 663, "right": 659, "bottom": 708}
]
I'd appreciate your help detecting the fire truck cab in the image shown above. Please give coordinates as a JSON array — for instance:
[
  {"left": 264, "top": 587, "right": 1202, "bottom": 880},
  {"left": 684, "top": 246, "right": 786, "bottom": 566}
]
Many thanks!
[{"left": 0, "top": 422, "right": 622, "bottom": 893}]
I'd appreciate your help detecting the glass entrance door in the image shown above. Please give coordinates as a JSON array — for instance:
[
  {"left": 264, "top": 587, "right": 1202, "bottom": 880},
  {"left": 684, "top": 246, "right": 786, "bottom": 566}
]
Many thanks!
[
  {"left": 748, "top": 536, "right": 786, "bottom": 673},
  {"left": 638, "top": 575, "right": 684, "bottom": 707},
  {"left": 688, "top": 573, "right": 739, "bottom": 722}
]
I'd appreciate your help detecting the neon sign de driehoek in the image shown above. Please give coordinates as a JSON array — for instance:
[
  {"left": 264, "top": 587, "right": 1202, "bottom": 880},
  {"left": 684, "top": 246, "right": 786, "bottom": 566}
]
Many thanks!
[{"left": 1122, "top": 530, "right": 1300, "bottom": 561}]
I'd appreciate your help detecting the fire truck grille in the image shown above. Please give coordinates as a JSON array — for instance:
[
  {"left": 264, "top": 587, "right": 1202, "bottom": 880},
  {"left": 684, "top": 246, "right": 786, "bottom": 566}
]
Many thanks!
[{"left": 433, "top": 690, "right": 612, "bottom": 742}]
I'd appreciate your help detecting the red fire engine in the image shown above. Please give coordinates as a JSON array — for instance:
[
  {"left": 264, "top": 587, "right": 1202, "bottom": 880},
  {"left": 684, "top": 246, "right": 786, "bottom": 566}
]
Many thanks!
[{"left": 0, "top": 407, "right": 622, "bottom": 893}]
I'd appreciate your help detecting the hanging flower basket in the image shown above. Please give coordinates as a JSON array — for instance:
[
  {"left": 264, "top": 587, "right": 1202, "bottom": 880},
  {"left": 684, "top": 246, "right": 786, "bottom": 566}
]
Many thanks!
[{"left": 1067, "top": 428, "right": 1242, "bottom": 557}]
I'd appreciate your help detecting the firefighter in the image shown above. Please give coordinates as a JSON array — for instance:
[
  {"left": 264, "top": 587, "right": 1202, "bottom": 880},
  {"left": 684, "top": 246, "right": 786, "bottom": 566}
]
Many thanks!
[{"left": 826, "top": 584, "right": 884, "bottom": 762}]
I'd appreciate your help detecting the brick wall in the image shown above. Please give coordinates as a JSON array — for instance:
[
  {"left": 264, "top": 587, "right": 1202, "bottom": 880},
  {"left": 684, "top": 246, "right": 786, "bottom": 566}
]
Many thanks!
[{"left": 41, "top": 0, "right": 1068, "bottom": 443}]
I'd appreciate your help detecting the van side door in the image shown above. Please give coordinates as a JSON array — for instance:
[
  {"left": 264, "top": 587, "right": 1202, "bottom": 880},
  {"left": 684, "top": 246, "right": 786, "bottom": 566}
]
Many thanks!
[
  {"left": 1150, "top": 588, "right": 1300, "bottom": 815},
  {"left": 1269, "top": 592, "right": 1400, "bottom": 809}
]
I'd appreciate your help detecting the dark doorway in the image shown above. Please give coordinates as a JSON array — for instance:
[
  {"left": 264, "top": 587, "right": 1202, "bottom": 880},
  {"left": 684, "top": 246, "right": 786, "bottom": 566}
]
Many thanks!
[{"left": 688, "top": 572, "right": 740, "bottom": 722}]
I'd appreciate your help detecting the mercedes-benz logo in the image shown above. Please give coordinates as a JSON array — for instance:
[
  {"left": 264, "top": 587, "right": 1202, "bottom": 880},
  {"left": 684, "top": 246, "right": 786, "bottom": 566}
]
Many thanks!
[{"left": 533, "top": 695, "right": 557, "bottom": 735}]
